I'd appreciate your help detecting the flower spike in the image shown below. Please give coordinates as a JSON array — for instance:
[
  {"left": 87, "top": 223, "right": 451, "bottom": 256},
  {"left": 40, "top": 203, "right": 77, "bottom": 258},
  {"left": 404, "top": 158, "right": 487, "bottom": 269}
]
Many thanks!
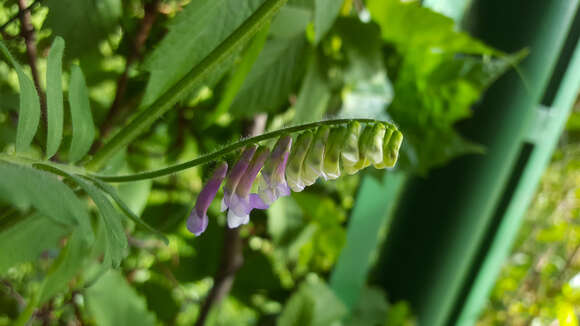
[
  {"left": 258, "top": 135, "right": 293, "bottom": 205},
  {"left": 187, "top": 162, "right": 228, "bottom": 236}
]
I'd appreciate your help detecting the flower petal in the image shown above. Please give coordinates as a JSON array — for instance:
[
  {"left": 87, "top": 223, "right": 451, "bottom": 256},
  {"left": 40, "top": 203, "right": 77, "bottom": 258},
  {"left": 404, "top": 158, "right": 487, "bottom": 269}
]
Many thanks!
[
  {"left": 222, "top": 145, "right": 257, "bottom": 211},
  {"left": 186, "top": 162, "right": 228, "bottom": 236}
]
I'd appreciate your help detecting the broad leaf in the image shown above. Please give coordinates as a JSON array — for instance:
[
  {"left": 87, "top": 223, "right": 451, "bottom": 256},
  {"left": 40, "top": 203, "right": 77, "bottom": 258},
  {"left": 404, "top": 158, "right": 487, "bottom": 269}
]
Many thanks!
[
  {"left": 0, "top": 40, "right": 40, "bottom": 153},
  {"left": 44, "top": 0, "right": 122, "bottom": 58},
  {"left": 68, "top": 65, "right": 95, "bottom": 162},
  {"left": 205, "top": 23, "right": 271, "bottom": 127},
  {"left": 314, "top": 0, "right": 343, "bottom": 43},
  {"left": 46, "top": 36, "right": 65, "bottom": 158},
  {"left": 0, "top": 213, "right": 68, "bottom": 274},
  {"left": 230, "top": 34, "right": 308, "bottom": 117},
  {"left": 141, "top": 0, "right": 268, "bottom": 107},
  {"left": 293, "top": 56, "right": 330, "bottom": 123},
  {"left": 86, "top": 270, "right": 156, "bottom": 326},
  {"left": 0, "top": 162, "right": 93, "bottom": 242}
]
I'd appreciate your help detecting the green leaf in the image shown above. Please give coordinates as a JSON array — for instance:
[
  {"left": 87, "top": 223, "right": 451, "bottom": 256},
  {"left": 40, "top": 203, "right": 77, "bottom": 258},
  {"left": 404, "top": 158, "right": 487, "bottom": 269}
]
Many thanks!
[
  {"left": 278, "top": 277, "right": 347, "bottom": 326},
  {"left": 0, "top": 40, "right": 41, "bottom": 153},
  {"left": 86, "top": 270, "right": 156, "bottom": 326},
  {"left": 293, "top": 55, "right": 330, "bottom": 123},
  {"left": 0, "top": 213, "right": 68, "bottom": 274},
  {"left": 38, "top": 230, "right": 88, "bottom": 303},
  {"left": 84, "top": 175, "right": 169, "bottom": 244},
  {"left": 35, "top": 164, "right": 127, "bottom": 268},
  {"left": 230, "top": 34, "right": 308, "bottom": 117},
  {"left": 141, "top": 0, "right": 268, "bottom": 107},
  {"left": 66, "top": 175, "right": 127, "bottom": 268},
  {"left": 270, "top": 5, "right": 312, "bottom": 38},
  {"left": 68, "top": 65, "right": 95, "bottom": 162},
  {"left": 44, "top": 0, "right": 122, "bottom": 58},
  {"left": 367, "top": 0, "right": 496, "bottom": 55},
  {"left": 204, "top": 23, "right": 271, "bottom": 128},
  {"left": 314, "top": 0, "right": 343, "bottom": 43},
  {"left": 0, "top": 161, "right": 93, "bottom": 243},
  {"left": 46, "top": 36, "right": 65, "bottom": 158}
]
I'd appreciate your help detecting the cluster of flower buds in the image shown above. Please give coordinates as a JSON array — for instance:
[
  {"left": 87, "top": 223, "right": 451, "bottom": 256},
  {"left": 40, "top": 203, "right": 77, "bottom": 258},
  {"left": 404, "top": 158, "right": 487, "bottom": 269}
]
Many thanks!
[{"left": 186, "top": 121, "right": 402, "bottom": 236}]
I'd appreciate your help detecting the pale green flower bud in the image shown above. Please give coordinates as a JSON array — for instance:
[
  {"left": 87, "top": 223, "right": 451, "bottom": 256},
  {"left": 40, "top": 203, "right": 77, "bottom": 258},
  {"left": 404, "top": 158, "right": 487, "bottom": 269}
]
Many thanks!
[
  {"left": 341, "top": 121, "right": 362, "bottom": 175},
  {"left": 376, "top": 126, "right": 403, "bottom": 169},
  {"left": 374, "top": 125, "right": 394, "bottom": 169},
  {"left": 301, "top": 126, "right": 330, "bottom": 186},
  {"left": 285, "top": 131, "right": 313, "bottom": 192},
  {"left": 322, "top": 126, "right": 347, "bottom": 180},
  {"left": 357, "top": 123, "right": 386, "bottom": 169}
]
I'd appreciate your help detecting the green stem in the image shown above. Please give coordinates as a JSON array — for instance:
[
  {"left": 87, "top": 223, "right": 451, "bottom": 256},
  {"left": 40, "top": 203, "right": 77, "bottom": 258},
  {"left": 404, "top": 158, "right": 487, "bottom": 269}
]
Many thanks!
[
  {"left": 91, "top": 118, "right": 381, "bottom": 182},
  {"left": 13, "top": 291, "right": 38, "bottom": 326},
  {"left": 85, "top": 0, "right": 289, "bottom": 172}
]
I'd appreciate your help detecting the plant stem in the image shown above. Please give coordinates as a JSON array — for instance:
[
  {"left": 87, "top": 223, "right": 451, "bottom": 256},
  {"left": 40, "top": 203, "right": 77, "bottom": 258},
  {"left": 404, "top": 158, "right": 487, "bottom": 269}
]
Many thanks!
[
  {"left": 85, "top": 0, "right": 289, "bottom": 172},
  {"left": 91, "top": 118, "right": 380, "bottom": 182}
]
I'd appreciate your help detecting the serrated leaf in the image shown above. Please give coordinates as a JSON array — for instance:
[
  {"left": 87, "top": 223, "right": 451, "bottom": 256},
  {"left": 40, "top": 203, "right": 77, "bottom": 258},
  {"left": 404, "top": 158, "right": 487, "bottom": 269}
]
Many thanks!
[
  {"left": 86, "top": 270, "right": 156, "bottom": 326},
  {"left": 46, "top": 36, "right": 65, "bottom": 158},
  {"left": 44, "top": 0, "right": 122, "bottom": 58},
  {"left": 314, "top": 0, "right": 343, "bottom": 43},
  {"left": 68, "top": 65, "right": 95, "bottom": 162},
  {"left": 0, "top": 40, "right": 40, "bottom": 153},
  {"left": 230, "top": 35, "right": 308, "bottom": 117},
  {"left": 0, "top": 213, "right": 68, "bottom": 274},
  {"left": 38, "top": 230, "right": 88, "bottom": 303},
  {"left": 0, "top": 162, "right": 93, "bottom": 243},
  {"left": 141, "top": 0, "right": 268, "bottom": 107}
]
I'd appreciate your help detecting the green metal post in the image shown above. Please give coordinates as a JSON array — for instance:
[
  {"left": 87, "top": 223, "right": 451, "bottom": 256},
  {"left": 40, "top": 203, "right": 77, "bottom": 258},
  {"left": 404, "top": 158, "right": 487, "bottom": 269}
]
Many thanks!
[
  {"left": 372, "top": 1, "right": 580, "bottom": 326},
  {"left": 330, "top": 171, "right": 408, "bottom": 310},
  {"left": 456, "top": 21, "right": 580, "bottom": 326}
]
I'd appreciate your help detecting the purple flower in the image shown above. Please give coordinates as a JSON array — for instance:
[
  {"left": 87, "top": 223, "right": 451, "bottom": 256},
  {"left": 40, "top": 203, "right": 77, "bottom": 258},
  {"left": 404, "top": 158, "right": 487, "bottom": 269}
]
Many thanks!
[
  {"left": 257, "top": 135, "right": 292, "bottom": 205},
  {"left": 187, "top": 162, "right": 228, "bottom": 236},
  {"left": 221, "top": 145, "right": 257, "bottom": 212},
  {"left": 227, "top": 146, "right": 270, "bottom": 228}
]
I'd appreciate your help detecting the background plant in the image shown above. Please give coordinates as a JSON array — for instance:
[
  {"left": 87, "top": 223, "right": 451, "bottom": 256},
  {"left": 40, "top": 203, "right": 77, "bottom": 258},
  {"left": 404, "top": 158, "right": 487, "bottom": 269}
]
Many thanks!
[{"left": 0, "top": 0, "right": 520, "bottom": 325}]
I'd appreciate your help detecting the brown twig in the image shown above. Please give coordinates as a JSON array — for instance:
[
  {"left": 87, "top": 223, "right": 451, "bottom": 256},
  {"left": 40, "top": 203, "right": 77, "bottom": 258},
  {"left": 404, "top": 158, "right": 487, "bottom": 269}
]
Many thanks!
[
  {"left": 194, "top": 114, "right": 267, "bottom": 326},
  {"left": 17, "top": 0, "right": 45, "bottom": 117},
  {"left": 92, "top": 0, "right": 161, "bottom": 152},
  {"left": 0, "top": 0, "right": 42, "bottom": 34}
]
